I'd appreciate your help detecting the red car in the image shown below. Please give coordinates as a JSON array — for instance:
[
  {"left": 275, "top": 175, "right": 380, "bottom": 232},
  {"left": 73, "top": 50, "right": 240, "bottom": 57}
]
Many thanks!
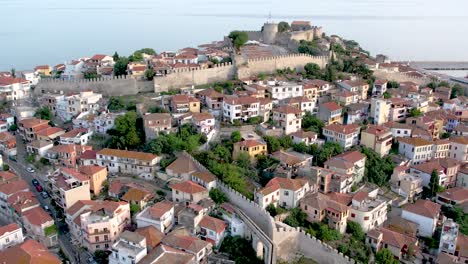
[{"left": 35, "top": 185, "right": 43, "bottom": 192}]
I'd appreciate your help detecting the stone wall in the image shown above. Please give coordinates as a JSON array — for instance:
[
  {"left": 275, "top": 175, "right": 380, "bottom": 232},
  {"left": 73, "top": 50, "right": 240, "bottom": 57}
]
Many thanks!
[
  {"left": 35, "top": 76, "right": 154, "bottom": 96},
  {"left": 273, "top": 224, "right": 354, "bottom": 264},
  {"left": 373, "top": 70, "right": 429, "bottom": 85},
  {"left": 154, "top": 63, "right": 236, "bottom": 91}
]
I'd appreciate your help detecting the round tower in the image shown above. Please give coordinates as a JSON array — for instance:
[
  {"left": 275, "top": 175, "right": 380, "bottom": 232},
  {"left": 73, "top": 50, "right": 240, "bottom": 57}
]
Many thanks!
[{"left": 262, "top": 22, "right": 278, "bottom": 44}]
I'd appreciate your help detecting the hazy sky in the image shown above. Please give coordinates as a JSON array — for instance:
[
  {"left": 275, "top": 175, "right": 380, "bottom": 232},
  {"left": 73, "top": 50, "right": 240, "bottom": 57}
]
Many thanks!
[{"left": 1, "top": 0, "right": 467, "bottom": 70}]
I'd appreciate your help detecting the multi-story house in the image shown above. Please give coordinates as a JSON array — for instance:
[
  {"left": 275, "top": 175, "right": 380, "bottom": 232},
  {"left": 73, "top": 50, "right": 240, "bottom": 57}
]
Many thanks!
[
  {"left": 324, "top": 150, "right": 366, "bottom": 184},
  {"left": 66, "top": 200, "right": 130, "bottom": 252},
  {"left": 49, "top": 167, "right": 91, "bottom": 210},
  {"left": 318, "top": 102, "right": 342, "bottom": 125},
  {"left": 406, "top": 116, "right": 444, "bottom": 140},
  {"left": 170, "top": 95, "right": 200, "bottom": 114},
  {"left": 401, "top": 199, "right": 441, "bottom": 237},
  {"left": 372, "top": 79, "right": 388, "bottom": 96},
  {"left": 161, "top": 234, "right": 212, "bottom": 263},
  {"left": 302, "top": 82, "right": 319, "bottom": 102},
  {"left": 390, "top": 166, "right": 423, "bottom": 202},
  {"left": 36, "top": 127, "right": 65, "bottom": 142},
  {"left": 255, "top": 177, "right": 310, "bottom": 209},
  {"left": 259, "top": 98, "right": 273, "bottom": 122},
  {"left": 0, "top": 223, "right": 24, "bottom": 250},
  {"left": 58, "top": 91, "right": 103, "bottom": 121},
  {"left": 136, "top": 201, "right": 174, "bottom": 233},
  {"left": 267, "top": 81, "right": 303, "bottom": 100},
  {"left": 323, "top": 123, "right": 360, "bottom": 149},
  {"left": 170, "top": 181, "right": 208, "bottom": 204},
  {"left": 244, "top": 83, "right": 268, "bottom": 98},
  {"left": 96, "top": 148, "right": 160, "bottom": 179},
  {"left": 198, "top": 215, "right": 227, "bottom": 247},
  {"left": 18, "top": 118, "right": 50, "bottom": 142},
  {"left": 0, "top": 239, "right": 61, "bottom": 263},
  {"left": 190, "top": 112, "right": 215, "bottom": 135},
  {"left": 383, "top": 121, "right": 412, "bottom": 138},
  {"left": 222, "top": 96, "right": 260, "bottom": 123},
  {"left": 109, "top": 231, "right": 147, "bottom": 264},
  {"left": 439, "top": 218, "right": 459, "bottom": 255},
  {"left": 332, "top": 90, "right": 359, "bottom": 106},
  {"left": 348, "top": 190, "right": 388, "bottom": 231},
  {"left": 34, "top": 65, "right": 52, "bottom": 76},
  {"left": 0, "top": 76, "right": 31, "bottom": 101},
  {"left": 232, "top": 139, "right": 267, "bottom": 160},
  {"left": 397, "top": 137, "right": 435, "bottom": 165},
  {"left": 0, "top": 180, "right": 30, "bottom": 222},
  {"left": 300, "top": 192, "right": 349, "bottom": 233},
  {"left": 0, "top": 131, "right": 17, "bottom": 156},
  {"left": 143, "top": 113, "right": 172, "bottom": 140},
  {"left": 337, "top": 80, "right": 369, "bottom": 100},
  {"left": 410, "top": 161, "right": 447, "bottom": 188},
  {"left": 370, "top": 98, "right": 391, "bottom": 125},
  {"left": 388, "top": 98, "right": 411, "bottom": 122},
  {"left": 281, "top": 96, "right": 315, "bottom": 115},
  {"left": 59, "top": 128, "right": 93, "bottom": 145},
  {"left": 0, "top": 113, "right": 14, "bottom": 128},
  {"left": 449, "top": 137, "right": 468, "bottom": 163},
  {"left": 366, "top": 227, "right": 419, "bottom": 261},
  {"left": 46, "top": 144, "right": 92, "bottom": 167},
  {"left": 345, "top": 103, "right": 369, "bottom": 125},
  {"left": 22, "top": 207, "right": 58, "bottom": 248},
  {"left": 306, "top": 79, "right": 331, "bottom": 96},
  {"left": 62, "top": 60, "right": 85, "bottom": 79},
  {"left": 290, "top": 130, "right": 322, "bottom": 146},
  {"left": 361, "top": 125, "right": 393, "bottom": 157},
  {"left": 79, "top": 165, "right": 108, "bottom": 195},
  {"left": 196, "top": 89, "right": 224, "bottom": 113},
  {"left": 272, "top": 105, "right": 302, "bottom": 135}
]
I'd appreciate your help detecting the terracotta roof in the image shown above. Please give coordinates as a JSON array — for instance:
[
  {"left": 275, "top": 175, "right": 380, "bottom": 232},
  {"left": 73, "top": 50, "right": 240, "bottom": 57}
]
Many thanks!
[
  {"left": 170, "top": 181, "right": 207, "bottom": 194},
  {"left": 79, "top": 150, "right": 97, "bottom": 160},
  {"left": 90, "top": 54, "right": 109, "bottom": 61},
  {"left": 374, "top": 227, "right": 418, "bottom": 250},
  {"left": 60, "top": 128, "right": 88, "bottom": 138},
  {"left": 273, "top": 105, "right": 302, "bottom": 115},
  {"left": 19, "top": 118, "right": 49, "bottom": 129},
  {"left": 199, "top": 215, "right": 226, "bottom": 233},
  {"left": 457, "top": 234, "right": 468, "bottom": 258},
  {"left": 0, "top": 239, "right": 61, "bottom": 264},
  {"left": 61, "top": 167, "right": 89, "bottom": 182},
  {"left": 321, "top": 101, "right": 342, "bottom": 112},
  {"left": 109, "top": 180, "right": 124, "bottom": 195},
  {"left": 132, "top": 66, "right": 147, "bottom": 72},
  {"left": 437, "top": 187, "right": 468, "bottom": 203},
  {"left": 291, "top": 20, "right": 311, "bottom": 26},
  {"left": 374, "top": 79, "right": 387, "bottom": 85},
  {"left": 411, "top": 161, "right": 444, "bottom": 175},
  {"left": 0, "top": 171, "right": 19, "bottom": 183},
  {"left": 383, "top": 121, "right": 413, "bottom": 130},
  {"left": 143, "top": 113, "right": 172, "bottom": 122},
  {"left": 326, "top": 192, "right": 353, "bottom": 206},
  {"left": 122, "top": 188, "right": 152, "bottom": 202},
  {"left": 34, "top": 65, "right": 50, "bottom": 70},
  {"left": 283, "top": 96, "right": 313, "bottom": 104},
  {"left": 97, "top": 148, "right": 158, "bottom": 161},
  {"left": 334, "top": 150, "right": 366, "bottom": 163},
  {"left": 387, "top": 216, "right": 419, "bottom": 237},
  {"left": 191, "top": 112, "right": 214, "bottom": 122},
  {"left": 325, "top": 158, "right": 353, "bottom": 170},
  {"left": 223, "top": 96, "right": 259, "bottom": 105},
  {"left": 364, "top": 125, "right": 391, "bottom": 136},
  {"left": 140, "top": 244, "right": 195, "bottom": 264},
  {"left": 79, "top": 165, "right": 106, "bottom": 175},
  {"left": 450, "top": 136, "right": 468, "bottom": 145},
  {"left": 258, "top": 177, "right": 308, "bottom": 195},
  {"left": 403, "top": 199, "right": 441, "bottom": 219},
  {"left": 172, "top": 94, "right": 199, "bottom": 104},
  {"left": 0, "top": 76, "right": 29, "bottom": 86},
  {"left": 235, "top": 139, "right": 266, "bottom": 148},
  {"left": 353, "top": 191, "right": 368, "bottom": 202},
  {"left": 135, "top": 226, "right": 164, "bottom": 249},
  {"left": 36, "top": 127, "right": 64, "bottom": 137},
  {"left": 271, "top": 150, "right": 303, "bottom": 166},
  {"left": 147, "top": 201, "right": 174, "bottom": 219},
  {"left": 306, "top": 79, "right": 329, "bottom": 87},
  {"left": 22, "top": 207, "right": 53, "bottom": 226},
  {"left": 66, "top": 199, "right": 128, "bottom": 217},
  {"left": 0, "top": 223, "right": 20, "bottom": 237},
  {"left": 397, "top": 137, "right": 432, "bottom": 147},
  {"left": 165, "top": 155, "right": 199, "bottom": 175},
  {"left": 301, "top": 192, "right": 348, "bottom": 213},
  {"left": 191, "top": 171, "right": 216, "bottom": 183},
  {"left": 0, "top": 179, "right": 29, "bottom": 196},
  {"left": 162, "top": 234, "right": 210, "bottom": 253},
  {"left": 335, "top": 90, "right": 357, "bottom": 97},
  {"left": 324, "top": 123, "right": 360, "bottom": 134},
  {"left": 196, "top": 88, "right": 223, "bottom": 99},
  {"left": 290, "top": 130, "right": 317, "bottom": 139},
  {"left": 29, "top": 140, "right": 53, "bottom": 149}
]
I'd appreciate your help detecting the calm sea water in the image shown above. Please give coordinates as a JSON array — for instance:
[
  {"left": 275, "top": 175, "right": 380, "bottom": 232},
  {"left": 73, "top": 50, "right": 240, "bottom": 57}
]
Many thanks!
[{"left": 1, "top": 0, "right": 468, "bottom": 71}]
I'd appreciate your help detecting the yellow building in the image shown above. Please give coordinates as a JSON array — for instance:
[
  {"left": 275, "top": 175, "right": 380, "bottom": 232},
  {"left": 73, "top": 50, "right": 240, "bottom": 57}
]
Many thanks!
[
  {"left": 233, "top": 139, "right": 267, "bottom": 159},
  {"left": 171, "top": 94, "right": 201, "bottom": 113},
  {"left": 34, "top": 65, "right": 52, "bottom": 76},
  {"left": 79, "top": 165, "right": 108, "bottom": 195},
  {"left": 361, "top": 125, "right": 393, "bottom": 157}
]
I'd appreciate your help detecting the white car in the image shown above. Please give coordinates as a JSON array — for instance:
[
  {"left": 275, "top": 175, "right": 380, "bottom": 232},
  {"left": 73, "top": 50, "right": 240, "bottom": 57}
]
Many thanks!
[{"left": 26, "top": 167, "right": 35, "bottom": 173}]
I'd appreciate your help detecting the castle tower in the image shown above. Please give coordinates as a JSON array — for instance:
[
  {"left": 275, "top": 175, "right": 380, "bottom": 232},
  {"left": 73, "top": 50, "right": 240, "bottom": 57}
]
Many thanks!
[{"left": 262, "top": 22, "right": 278, "bottom": 45}]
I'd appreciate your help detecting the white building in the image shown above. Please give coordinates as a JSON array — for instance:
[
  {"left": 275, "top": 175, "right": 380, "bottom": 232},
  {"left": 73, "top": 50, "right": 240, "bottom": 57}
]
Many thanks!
[
  {"left": 59, "top": 128, "right": 93, "bottom": 145},
  {"left": 109, "top": 231, "right": 147, "bottom": 264},
  {"left": 190, "top": 112, "right": 215, "bottom": 135},
  {"left": 136, "top": 201, "right": 174, "bottom": 234},
  {"left": 170, "top": 181, "right": 208, "bottom": 204},
  {"left": 222, "top": 96, "right": 260, "bottom": 123},
  {"left": 0, "top": 223, "right": 24, "bottom": 250},
  {"left": 290, "top": 130, "right": 321, "bottom": 146},
  {"left": 272, "top": 106, "right": 302, "bottom": 135},
  {"left": 397, "top": 137, "right": 434, "bottom": 165},
  {"left": 370, "top": 98, "right": 391, "bottom": 125},
  {"left": 57, "top": 91, "right": 103, "bottom": 121},
  {"left": 62, "top": 60, "right": 85, "bottom": 79},
  {"left": 323, "top": 123, "right": 361, "bottom": 149},
  {"left": 0, "top": 76, "right": 31, "bottom": 101},
  {"left": 449, "top": 137, "right": 468, "bottom": 163},
  {"left": 372, "top": 80, "right": 388, "bottom": 96},
  {"left": 20, "top": 71, "right": 40, "bottom": 85},
  {"left": 255, "top": 177, "right": 310, "bottom": 209},
  {"left": 348, "top": 190, "right": 388, "bottom": 232},
  {"left": 267, "top": 81, "right": 303, "bottom": 100},
  {"left": 439, "top": 218, "right": 459, "bottom": 255},
  {"left": 198, "top": 215, "right": 227, "bottom": 247},
  {"left": 96, "top": 148, "right": 160, "bottom": 179},
  {"left": 401, "top": 199, "right": 441, "bottom": 237}
]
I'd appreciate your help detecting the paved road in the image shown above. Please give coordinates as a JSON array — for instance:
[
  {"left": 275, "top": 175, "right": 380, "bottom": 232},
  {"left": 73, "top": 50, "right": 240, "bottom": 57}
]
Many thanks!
[{"left": 5, "top": 137, "right": 93, "bottom": 264}]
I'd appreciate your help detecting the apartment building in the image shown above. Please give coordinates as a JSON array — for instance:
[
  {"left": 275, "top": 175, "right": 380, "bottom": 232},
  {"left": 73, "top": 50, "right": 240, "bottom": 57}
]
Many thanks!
[
  {"left": 0, "top": 76, "right": 31, "bottom": 101},
  {"left": 143, "top": 113, "right": 172, "bottom": 140},
  {"left": 49, "top": 167, "right": 91, "bottom": 209},
  {"left": 348, "top": 190, "right": 388, "bottom": 231},
  {"left": 190, "top": 112, "right": 215, "bottom": 135},
  {"left": 361, "top": 125, "right": 393, "bottom": 157},
  {"left": 332, "top": 90, "right": 359, "bottom": 106},
  {"left": 46, "top": 144, "right": 92, "bottom": 167},
  {"left": 324, "top": 150, "right": 366, "bottom": 184},
  {"left": 401, "top": 199, "right": 441, "bottom": 237},
  {"left": 323, "top": 123, "right": 360, "bottom": 149},
  {"left": 337, "top": 80, "right": 369, "bottom": 100},
  {"left": 22, "top": 207, "right": 58, "bottom": 248},
  {"left": 66, "top": 200, "right": 130, "bottom": 252},
  {"left": 267, "top": 81, "right": 303, "bottom": 100},
  {"left": 96, "top": 148, "right": 160, "bottom": 179},
  {"left": 306, "top": 79, "right": 331, "bottom": 96},
  {"left": 390, "top": 166, "right": 423, "bottom": 202},
  {"left": 222, "top": 96, "right": 260, "bottom": 123},
  {"left": 372, "top": 79, "right": 387, "bottom": 96},
  {"left": 109, "top": 231, "right": 147, "bottom": 264},
  {"left": 449, "top": 137, "right": 468, "bottom": 163},
  {"left": 79, "top": 165, "right": 108, "bottom": 195},
  {"left": 255, "top": 177, "right": 310, "bottom": 209},
  {"left": 397, "top": 137, "right": 435, "bottom": 165},
  {"left": 318, "top": 102, "right": 342, "bottom": 125},
  {"left": 198, "top": 215, "right": 227, "bottom": 247},
  {"left": 272, "top": 105, "right": 302, "bottom": 135},
  {"left": 281, "top": 96, "right": 315, "bottom": 115},
  {"left": 406, "top": 116, "right": 444, "bottom": 140},
  {"left": 196, "top": 88, "right": 224, "bottom": 112},
  {"left": 18, "top": 118, "right": 50, "bottom": 142},
  {"left": 136, "top": 201, "right": 174, "bottom": 233},
  {"left": 59, "top": 91, "right": 103, "bottom": 121},
  {"left": 370, "top": 98, "right": 391, "bottom": 125}
]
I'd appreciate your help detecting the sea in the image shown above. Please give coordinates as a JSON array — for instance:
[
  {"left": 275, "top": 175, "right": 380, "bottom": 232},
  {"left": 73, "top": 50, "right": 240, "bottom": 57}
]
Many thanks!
[{"left": 1, "top": 0, "right": 468, "bottom": 73}]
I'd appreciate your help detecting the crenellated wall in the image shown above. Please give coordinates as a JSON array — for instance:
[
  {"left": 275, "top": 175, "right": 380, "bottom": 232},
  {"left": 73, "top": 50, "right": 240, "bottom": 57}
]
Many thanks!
[
  {"left": 373, "top": 70, "right": 430, "bottom": 85},
  {"left": 35, "top": 75, "right": 154, "bottom": 96}
]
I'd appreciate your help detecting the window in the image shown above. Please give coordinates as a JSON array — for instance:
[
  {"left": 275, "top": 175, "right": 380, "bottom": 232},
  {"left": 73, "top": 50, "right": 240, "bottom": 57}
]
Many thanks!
[
  {"left": 284, "top": 191, "right": 289, "bottom": 196},
  {"left": 364, "top": 216, "right": 369, "bottom": 221}
]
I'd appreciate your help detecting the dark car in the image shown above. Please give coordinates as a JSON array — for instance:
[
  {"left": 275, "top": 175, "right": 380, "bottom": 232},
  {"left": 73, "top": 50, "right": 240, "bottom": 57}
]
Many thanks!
[
  {"left": 32, "top": 179, "right": 40, "bottom": 186},
  {"left": 35, "top": 185, "right": 43, "bottom": 192}
]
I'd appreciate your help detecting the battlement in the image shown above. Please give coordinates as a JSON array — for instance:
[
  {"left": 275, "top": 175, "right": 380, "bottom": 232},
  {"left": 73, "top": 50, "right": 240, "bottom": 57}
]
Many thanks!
[
  {"left": 38, "top": 75, "right": 134, "bottom": 84},
  {"left": 247, "top": 53, "right": 328, "bottom": 63},
  {"left": 170, "top": 62, "right": 233, "bottom": 74}
]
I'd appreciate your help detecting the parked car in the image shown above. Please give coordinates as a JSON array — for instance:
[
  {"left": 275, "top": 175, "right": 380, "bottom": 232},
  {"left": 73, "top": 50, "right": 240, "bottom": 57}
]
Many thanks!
[
  {"left": 26, "top": 167, "right": 35, "bottom": 173},
  {"left": 41, "top": 191, "right": 49, "bottom": 199},
  {"left": 35, "top": 185, "right": 43, "bottom": 192},
  {"left": 32, "top": 179, "right": 40, "bottom": 186},
  {"left": 43, "top": 205, "right": 50, "bottom": 212}
]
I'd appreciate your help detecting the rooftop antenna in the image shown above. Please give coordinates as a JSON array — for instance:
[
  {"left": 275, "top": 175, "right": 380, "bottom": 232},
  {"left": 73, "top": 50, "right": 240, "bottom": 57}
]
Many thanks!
[{"left": 267, "top": 11, "right": 272, "bottom": 23}]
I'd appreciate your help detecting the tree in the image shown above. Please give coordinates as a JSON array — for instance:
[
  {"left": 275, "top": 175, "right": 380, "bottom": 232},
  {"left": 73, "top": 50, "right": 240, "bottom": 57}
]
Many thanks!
[
  {"left": 114, "top": 57, "right": 129, "bottom": 76},
  {"left": 34, "top": 107, "right": 52, "bottom": 120},
  {"left": 10, "top": 68, "right": 16, "bottom": 78},
  {"left": 2, "top": 164, "right": 9, "bottom": 171},
  {"left": 228, "top": 31, "right": 248, "bottom": 50},
  {"left": 220, "top": 236, "right": 263, "bottom": 264},
  {"left": 84, "top": 72, "right": 99, "bottom": 79},
  {"left": 283, "top": 208, "right": 307, "bottom": 227},
  {"left": 383, "top": 91, "right": 391, "bottom": 99},
  {"left": 108, "top": 111, "right": 142, "bottom": 149},
  {"left": 387, "top": 80, "right": 399, "bottom": 88},
  {"left": 428, "top": 169, "right": 443, "bottom": 198},
  {"left": 93, "top": 250, "right": 111, "bottom": 264},
  {"left": 144, "top": 68, "right": 155, "bottom": 80},
  {"left": 346, "top": 221, "right": 365, "bottom": 241},
  {"left": 112, "top": 51, "right": 119, "bottom": 62},
  {"left": 148, "top": 106, "right": 168, "bottom": 113},
  {"left": 134, "top": 48, "right": 156, "bottom": 55},
  {"left": 209, "top": 188, "right": 227, "bottom": 204},
  {"left": 451, "top": 84, "right": 464, "bottom": 99},
  {"left": 317, "top": 225, "right": 342, "bottom": 241},
  {"left": 302, "top": 111, "right": 324, "bottom": 134},
  {"left": 375, "top": 249, "right": 399, "bottom": 264},
  {"left": 130, "top": 204, "right": 141, "bottom": 216},
  {"left": 107, "top": 96, "right": 126, "bottom": 111},
  {"left": 409, "top": 108, "right": 423, "bottom": 117},
  {"left": 361, "top": 147, "right": 394, "bottom": 186},
  {"left": 304, "top": 63, "right": 322, "bottom": 78},
  {"left": 324, "top": 65, "right": 337, "bottom": 82},
  {"left": 278, "top": 21, "right": 290, "bottom": 32},
  {"left": 263, "top": 135, "right": 281, "bottom": 153},
  {"left": 231, "top": 131, "right": 241, "bottom": 143}
]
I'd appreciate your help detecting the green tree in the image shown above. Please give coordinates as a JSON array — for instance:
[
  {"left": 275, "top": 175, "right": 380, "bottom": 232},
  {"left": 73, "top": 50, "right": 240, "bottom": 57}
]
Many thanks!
[
  {"left": 34, "top": 107, "right": 52, "bottom": 120},
  {"left": 114, "top": 57, "right": 129, "bottom": 76},
  {"left": 84, "top": 72, "right": 99, "bottom": 79},
  {"left": 277, "top": 21, "right": 290, "bottom": 32},
  {"left": 428, "top": 169, "right": 444, "bottom": 198},
  {"left": 8, "top": 124, "right": 17, "bottom": 132},
  {"left": 375, "top": 249, "right": 399, "bottom": 264},
  {"left": 317, "top": 225, "right": 342, "bottom": 241},
  {"left": 209, "top": 188, "right": 227, "bottom": 204},
  {"left": 93, "top": 250, "right": 111, "bottom": 264},
  {"left": 451, "top": 84, "right": 464, "bottom": 99},
  {"left": 130, "top": 204, "right": 141, "bottom": 216},
  {"left": 361, "top": 147, "right": 395, "bottom": 186},
  {"left": 304, "top": 63, "right": 322, "bottom": 78},
  {"left": 263, "top": 135, "right": 281, "bottom": 153},
  {"left": 383, "top": 91, "right": 391, "bottom": 99},
  {"left": 346, "top": 221, "right": 365, "bottom": 241},
  {"left": 10, "top": 68, "right": 16, "bottom": 78},
  {"left": 220, "top": 236, "right": 263, "bottom": 264},
  {"left": 108, "top": 111, "right": 142, "bottom": 149},
  {"left": 283, "top": 208, "right": 307, "bottom": 227},
  {"left": 387, "top": 81, "right": 400, "bottom": 88},
  {"left": 112, "top": 51, "right": 119, "bottom": 62},
  {"left": 409, "top": 108, "right": 423, "bottom": 117},
  {"left": 135, "top": 48, "right": 156, "bottom": 55},
  {"left": 145, "top": 68, "right": 155, "bottom": 80},
  {"left": 324, "top": 65, "right": 337, "bottom": 82},
  {"left": 228, "top": 31, "right": 248, "bottom": 50},
  {"left": 231, "top": 131, "right": 241, "bottom": 143},
  {"left": 302, "top": 112, "right": 325, "bottom": 134}
]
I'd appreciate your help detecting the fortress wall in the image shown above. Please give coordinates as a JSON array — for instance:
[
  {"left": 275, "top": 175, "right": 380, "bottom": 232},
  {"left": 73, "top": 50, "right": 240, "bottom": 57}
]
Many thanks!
[
  {"left": 34, "top": 76, "right": 152, "bottom": 96},
  {"left": 245, "top": 30, "right": 263, "bottom": 42},
  {"left": 274, "top": 225, "right": 354, "bottom": 264},
  {"left": 154, "top": 63, "right": 236, "bottom": 92},
  {"left": 373, "top": 70, "right": 429, "bottom": 85}
]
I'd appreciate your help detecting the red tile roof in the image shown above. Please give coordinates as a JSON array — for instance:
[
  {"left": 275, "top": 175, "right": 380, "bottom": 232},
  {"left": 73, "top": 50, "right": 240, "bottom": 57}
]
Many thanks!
[
  {"left": 170, "top": 181, "right": 207, "bottom": 194},
  {"left": 403, "top": 199, "right": 441, "bottom": 219},
  {"left": 235, "top": 139, "right": 266, "bottom": 148},
  {"left": 0, "top": 77, "right": 29, "bottom": 86},
  {"left": 273, "top": 105, "right": 302, "bottom": 115},
  {"left": 0, "top": 223, "right": 20, "bottom": 237},
  {"left": 22, "top": 207, "right": 53, "bottom": 226},
  {"left": 199, "top": 215, "right": 226, "bottom": 234},
  {"left": 321, "top": 101, "right": 342, "bottom": 112},
  {"left": 148, "top": 201, "right": 174, "bottom": 219},
  {"left": 0, "top": 179, "right": 29, "bottom": 196},
  {"left": 97, "top": 148, "right": 158, "bottom": 162},
  {"left": 324, "top": 123, "right": 360, "bottom": 134},
  {"left": 437, "top": 187, "right": 468, "bottom": 203},
  {"left": 258, "top": 177, "right": 308, "bottom": 195},
  {"left": 0, "top": 239, "right": 61, "bottom": 264}
]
